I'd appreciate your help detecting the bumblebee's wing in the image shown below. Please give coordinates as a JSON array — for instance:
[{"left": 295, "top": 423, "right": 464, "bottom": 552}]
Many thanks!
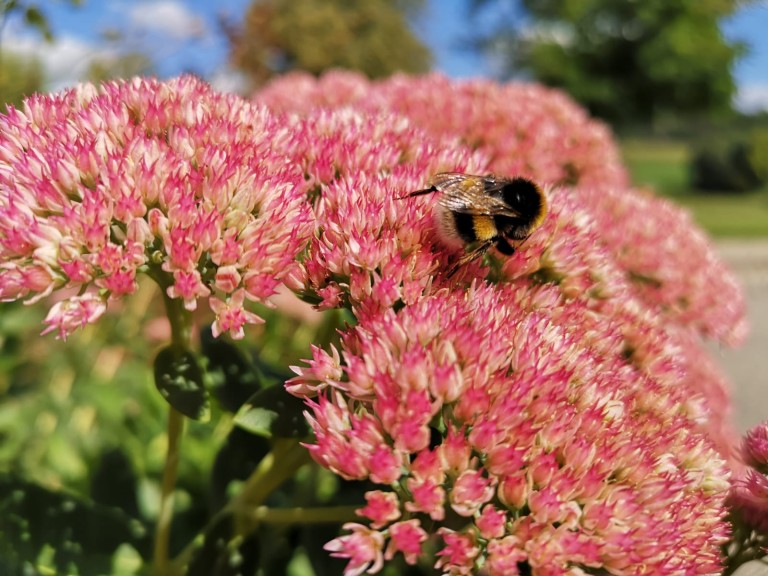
[{"left": 433, "top": 173, "right": 524, "bottom": 218}]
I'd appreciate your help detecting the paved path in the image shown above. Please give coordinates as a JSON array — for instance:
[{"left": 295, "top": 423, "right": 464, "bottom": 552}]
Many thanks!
[{"left": 711, "top": 240, "right": 768, "bottom": 433}]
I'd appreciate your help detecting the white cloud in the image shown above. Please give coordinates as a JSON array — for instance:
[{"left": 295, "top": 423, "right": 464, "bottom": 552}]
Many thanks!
[
  {"left": 209, "top": 69, "right": 248, "bottom": 96},
  {"left": 735, "top": 84, "right": 768, "bottom": 113},
  {"left": 4, "top": 32, "right": 111, "bottom": 91},
  {"left": 125, "top": 1, "right": 206, "bottom": 40}
]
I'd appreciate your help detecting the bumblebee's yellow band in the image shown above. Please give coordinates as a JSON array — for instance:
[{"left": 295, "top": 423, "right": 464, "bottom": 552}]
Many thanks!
[{"left": 472, "top": 215, "right": 498, "bottom": 242}]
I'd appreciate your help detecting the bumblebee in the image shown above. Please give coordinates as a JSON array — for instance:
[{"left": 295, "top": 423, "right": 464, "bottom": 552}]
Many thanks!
[{"left": 407, "top": 172, "right": 548, "bottom": 275}]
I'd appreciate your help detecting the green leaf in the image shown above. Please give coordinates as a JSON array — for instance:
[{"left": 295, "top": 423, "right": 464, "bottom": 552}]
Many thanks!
[
  {"left": 234, "top": 386, "right": 310, "bottom": 439},
  {"left": 90, "top": 448, "right": 140, "bottom": 519},
  {"left": 23, "top": 6, "right": 53, "bottom": 41},
  {"left": 201, "top": 327, "right": 263, "bottom": 413},
  {"left": 0, "top": 474, "right": 148, "bottom": 574},
  {"left": 153, "top": 346, "right": 210, "bottom": 421}
]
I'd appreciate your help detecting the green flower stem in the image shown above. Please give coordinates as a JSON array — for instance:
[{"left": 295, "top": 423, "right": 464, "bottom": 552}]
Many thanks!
[
  {"left": 229, "top": 438, "right": 313, "bottom": 534},
  {"left": 153, "top": 406, "right": 185, "bottom": 575},
  {"left": 152, "top": 274, "right": 194, "bottom": 575},
  {"left": 169, "top": 438, "right": 314, "bottom": 574},
  {"left": 249, "top": 504, "right": 360, "bottom": 525}
]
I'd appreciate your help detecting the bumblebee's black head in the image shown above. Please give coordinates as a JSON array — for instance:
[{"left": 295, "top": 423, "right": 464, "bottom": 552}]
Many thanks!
[
  {"left": 492, "top": 177, "right": 548, "bottom": 242},
  {"left": 500, "top": 178, "right": 546, "bottom": 219}
]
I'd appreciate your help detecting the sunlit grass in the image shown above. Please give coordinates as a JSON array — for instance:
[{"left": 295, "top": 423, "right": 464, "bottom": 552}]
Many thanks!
[
  {"left": 619, "top": 137, "right": 768, "bottom": 237},
  {"left": 620, "top": 138, "right": 690, "bottom": 196},
  {"left": 674, "top": 190, "right": 768, "bottom": 237}
]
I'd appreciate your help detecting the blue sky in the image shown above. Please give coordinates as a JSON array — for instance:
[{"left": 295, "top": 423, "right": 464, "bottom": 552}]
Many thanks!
[{"left": 7, "top": 0, "right": 768, "bottom": 111}]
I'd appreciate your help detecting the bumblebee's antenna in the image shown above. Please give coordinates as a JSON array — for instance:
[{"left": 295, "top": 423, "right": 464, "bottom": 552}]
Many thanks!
[{"left": 397, "top": 186, "right": 437, "bottom": 200}]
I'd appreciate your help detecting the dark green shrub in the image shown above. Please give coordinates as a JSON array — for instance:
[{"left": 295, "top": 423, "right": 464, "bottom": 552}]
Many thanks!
[
  {"left": 690, "top": 140, "right": 764, "bottom": 193},
  {"left": 747, "top": 128, "right": 768, "bottom": 183}
]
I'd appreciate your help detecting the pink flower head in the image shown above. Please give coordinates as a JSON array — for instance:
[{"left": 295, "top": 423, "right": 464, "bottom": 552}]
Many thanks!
[
  {"left": 572, "top": 185, "right": 748, "bottom": 346},
  {"left": 256, "top": 71, "right": 629, "bottom": 190},
  {"left": 255, "top": 71, "right": 747, "bottom": 574},
  {"left": 730, "top": 468, "right": 768, "bottom": 533},
  {"left": 0, "top": 76, "right": 312, "bottom": 339},
  {"left": 743, "top": 422, "right": 768, "bottom": 472},
  {"left": 259, "top": 72, "right": 745, "bottom": 440},
  {"left": 294, "top": 284, "right": 731, "bottom": 574}
]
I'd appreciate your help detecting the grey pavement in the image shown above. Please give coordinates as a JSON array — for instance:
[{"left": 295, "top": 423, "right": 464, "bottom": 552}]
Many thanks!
[{"left": 711, "top": 240, "right": 768, "bottom": 433}]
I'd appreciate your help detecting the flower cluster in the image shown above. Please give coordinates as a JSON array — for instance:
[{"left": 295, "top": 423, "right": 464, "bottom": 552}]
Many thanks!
[
  {"left": 730, "top": 422, "right": 768, "bottom": 533},
  {"left": 257, "top": 71, "right": 745, "bottom": 457},
  {"left": 1, "top": 70, "right": 748, "bottom": 574},
  {"left": 291, "top": 283, "right": 731, "bottom": 575},
  {"left": 255, "top": 70, "right": 629, "bottom": 190},
  {"left": 0, "top": 76, "right": 312, "bottom": 339},
  {"left": 571, "top": 185, "right": 747, "bottom": 346},
  {"left": 503, "top": 186, "right": 741, "bottom": 458},
  {"left": 274, "top": 108, "right": 487, "bottom": 316},
  {"left": 256, "top": 70, "right": 746, "bottom": 348},
  {"left": 256, "top": 72, "right": 746, "bottom": 573}
]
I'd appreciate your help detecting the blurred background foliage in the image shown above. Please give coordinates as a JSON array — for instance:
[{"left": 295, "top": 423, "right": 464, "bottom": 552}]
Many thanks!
[
  {"left": 0, "top": 48, "right": 42, "bottom": 107},
  {"left": 222, "top": 0, "right": 431, "bottom": 89},
  {"left": 0, "top": 0, "right": 766, "bottom": 573},
  {"left": 471, "top": 0, "right": 745, "bottom": 126}
]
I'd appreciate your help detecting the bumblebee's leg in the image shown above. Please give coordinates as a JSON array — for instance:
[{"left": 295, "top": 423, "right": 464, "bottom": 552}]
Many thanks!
[
  {"left": 446, "top": 240, "right": 494, "bottom": 277},
  {"left": 494, "top": 238, "right": 516, "bottom": 256}
]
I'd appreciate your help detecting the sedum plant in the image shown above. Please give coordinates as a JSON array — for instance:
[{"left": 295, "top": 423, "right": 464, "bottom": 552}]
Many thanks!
[{"left": 0, "top": 72, "right": 764, "bottom": 575}]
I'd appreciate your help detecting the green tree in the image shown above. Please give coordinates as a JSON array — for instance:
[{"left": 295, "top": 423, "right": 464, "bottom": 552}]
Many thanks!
[
  {"left": 0, "top": 49, "right": 43, "bottom": 106},
  {"left": 224, "top": 0, "right": 431, "bottom": 87},
  {"left": 0, "top": 0, "right": 83, "bottom": 43},
  {"left": 0, "top": 0, "right": 84, "bottom": 105},
  {"left": 86, "top": 53, "right": 154, "bottom": 84},
  {"left": 473, "top": 0, "right": 747, "bottom": 125}
]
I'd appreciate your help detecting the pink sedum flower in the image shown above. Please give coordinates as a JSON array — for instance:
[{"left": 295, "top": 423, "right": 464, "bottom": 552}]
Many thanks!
[
  {"left": 572, "top": 185, "right": 747, "bottom": 346},
  {"left": 41, "top": 292, "right": 107, "bottom": 340},
  {"left": 257, "top": 71, "right": 745, "bottom": 349},
  {"left": 256, "top": 72, "right": 745, "bottom": 573},
  {"left": 385, "top": 519, "right": 428, "bottom": 565},
  {"left": 255, "top": 71, "right": 628, "bottom": 191},
  {"left": 743, "top": 422, "right": 768, "bottom": 471},
  {"left": 275, "top": 107, "right": 487, "bottom": 316},
  {"left": 731, "top": 468, "right": 768, "bottom": 533},
  {"left": 0, "top": 76, "right": 312, "bottom": 339},
  {"left": 435, "top": 528, "right": 481, "bottom": 575},
  {"left": 293, "top": 284, "right": 732, "bottom": 574},
  {"left": 730, "top": 421, "right": 768, "bottom": 535},
  {"left": 209, "top": 289, "right": 263, "bottom": 340},
  {"left": 325, "top": 523, "right": 385, "bottom": 576},
  {"left": 476, "top": 505, "right": 507, "bottom": 540},
  {"left": 261, "top": 73, "right": 745, "bottom": 465},
  {"left": 356, "top": 490, "right": 400, "bottom": 529}
]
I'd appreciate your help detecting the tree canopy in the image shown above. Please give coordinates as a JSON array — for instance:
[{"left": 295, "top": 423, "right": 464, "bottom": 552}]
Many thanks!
[
  {"left": 225, "top": 0, "right": 431, "bottom": 87},
  {"left": 473, "top": 0, "right": 748, "bottom": 125},
  {"left": 0, "top": 50, "right": 43, "bottom": 107}
]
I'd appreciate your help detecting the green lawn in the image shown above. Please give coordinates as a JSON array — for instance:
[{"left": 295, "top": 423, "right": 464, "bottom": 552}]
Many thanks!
[
  {"left": 619, "top": 138, "right": 768, "bottom": 237},
  {"left": 621, "top": 138, "right": 691, "bottom": 196},
  {"left": 672, "top": 191, "right": 768, "bottom": 237}
]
